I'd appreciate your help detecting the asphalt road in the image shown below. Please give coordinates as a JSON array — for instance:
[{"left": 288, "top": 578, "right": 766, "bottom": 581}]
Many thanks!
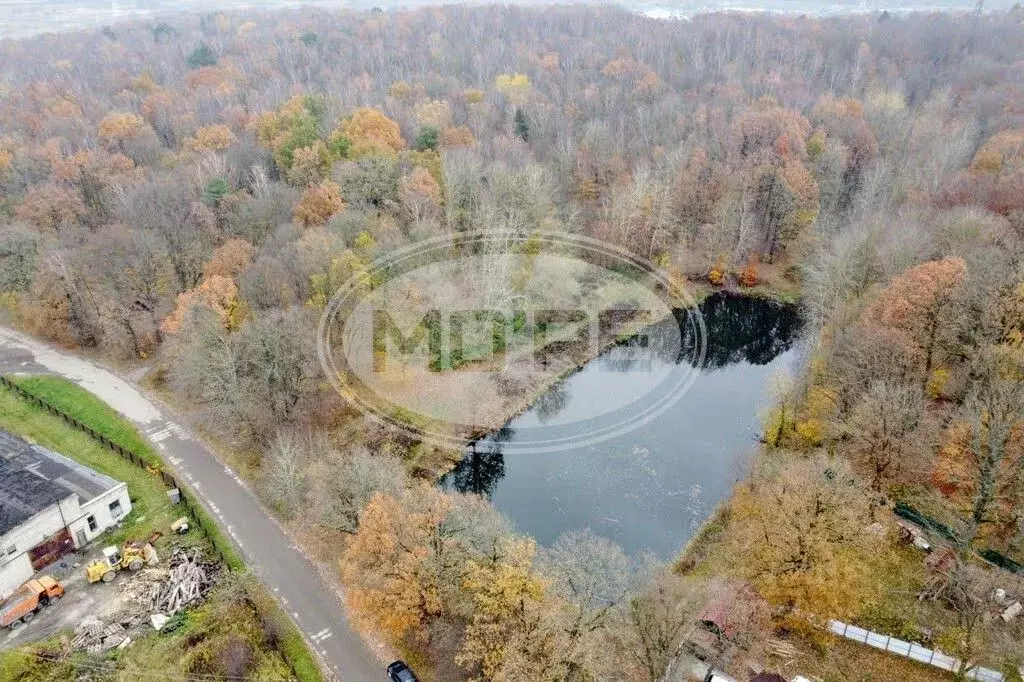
[{"left": 0, "top": 326, "right": 382, "bottom": 681}]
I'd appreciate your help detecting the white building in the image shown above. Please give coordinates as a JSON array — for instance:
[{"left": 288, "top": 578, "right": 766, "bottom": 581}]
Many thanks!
[{"left": 0, "top": 429, "right": 131, "bottom": 598}]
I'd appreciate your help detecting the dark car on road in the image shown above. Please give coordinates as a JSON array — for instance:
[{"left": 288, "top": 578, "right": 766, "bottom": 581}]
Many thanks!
[{"left": 387, "top": 661, "right": 418, "bottom": 682}]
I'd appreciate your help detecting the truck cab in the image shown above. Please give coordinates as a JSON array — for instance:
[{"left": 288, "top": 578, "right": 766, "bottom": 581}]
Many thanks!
[{"left": 0, "top": 576, "right": 64, "bottom": 629}]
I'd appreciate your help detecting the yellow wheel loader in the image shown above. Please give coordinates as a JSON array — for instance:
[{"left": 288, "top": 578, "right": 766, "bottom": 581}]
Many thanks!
[{"left": 85, "top": 541, "right": 158, "bottom": 583}]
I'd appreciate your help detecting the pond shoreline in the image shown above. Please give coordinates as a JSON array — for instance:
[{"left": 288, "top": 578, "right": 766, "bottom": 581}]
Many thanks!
[
  {"left": 441, "top": 289, "right": 805, "bottom": 556},
  {"left": 447, "top": 280, "right": 802, "bottom": 467}
]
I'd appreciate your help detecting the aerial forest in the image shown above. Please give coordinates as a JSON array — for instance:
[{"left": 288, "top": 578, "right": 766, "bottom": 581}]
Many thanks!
[{"left": 2, "top": 4, "right": 1024, "bottom": 680}]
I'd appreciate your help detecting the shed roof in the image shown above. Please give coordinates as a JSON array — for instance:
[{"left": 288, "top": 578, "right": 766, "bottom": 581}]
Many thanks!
[{"left": 0, "top": 429, "right": 121, "bottom": 536}]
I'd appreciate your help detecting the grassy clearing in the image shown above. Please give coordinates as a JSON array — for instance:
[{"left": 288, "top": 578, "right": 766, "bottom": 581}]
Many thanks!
[{"left": 782, "top": 633, "right": 954, "bottom": 682}]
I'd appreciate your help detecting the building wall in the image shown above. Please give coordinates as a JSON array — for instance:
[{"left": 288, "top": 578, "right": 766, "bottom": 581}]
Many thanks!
[
  {"left": 0, "top": 484, "right": 131, "bottom": 598},
  {"left": 0, "top": 498, "right": 74, "bottom": 599},
  {"left": 69, "top": 484, "right": 131, "bottom": 547},
  {"left": 0, "top": 552, "right": 33, "bottom": 599}
]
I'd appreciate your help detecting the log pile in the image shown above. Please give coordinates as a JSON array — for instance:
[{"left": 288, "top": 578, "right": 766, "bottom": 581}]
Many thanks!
[
  {"left": 148, "top": 548, "right": 217, "bottom": 616},
  {"left": 119, "top": 567, "right": 169, "bottom": 604}
]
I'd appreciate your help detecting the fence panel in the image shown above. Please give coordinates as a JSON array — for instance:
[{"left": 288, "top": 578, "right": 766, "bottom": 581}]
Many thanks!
[
  {"left": 865, "top": 631, "right": 889, "bottom": 650},
  {"left": 887, "top": 637, "right": 911, "bottom": 657},
  {"left": 829, "top": 620, "right": 1003, "bottom": 681}
]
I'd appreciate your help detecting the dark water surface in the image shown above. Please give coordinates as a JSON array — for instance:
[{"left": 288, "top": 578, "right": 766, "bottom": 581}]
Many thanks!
[{"left": 441, "top": 292, "right": 804, "bottom": 558}]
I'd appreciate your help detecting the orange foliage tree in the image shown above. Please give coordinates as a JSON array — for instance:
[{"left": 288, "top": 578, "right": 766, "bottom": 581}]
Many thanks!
[
  {"left": 293, "top": 179, "right": 345, "bottom": 228},
  {"left": 861, "top": 256, "right": 968, "bottom": 384},
  {"left": 400, "top": 166, "right": 441, "bottom": 223},
  {"left": 338, "top": 491, "right": 455, "bottom": 643},
  {"left": 203, "top": 238, "right": 256, "bottom": 280},
  {"left": 739, "top": 256, "right": 759, "bottom": 287},
  {"left": 160, "top": 275, "right": 239, "bottom": 335},
  {"left": 14, "top": 184, "right": 87, "bottom": 231}
]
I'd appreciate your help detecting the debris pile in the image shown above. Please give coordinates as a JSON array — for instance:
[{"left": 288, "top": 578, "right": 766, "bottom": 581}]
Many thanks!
[
  {"left": 67, "top": 546, "right": 221, "bottom": 653},
  {"left": 119, "top": 567, "right": 169, "bottom": 604},
  {"left": 70, "top": 614, "right": 146, "bottom": 653},
  {"left": 148, "top": 548, "right": 217, "bottom": 616}
]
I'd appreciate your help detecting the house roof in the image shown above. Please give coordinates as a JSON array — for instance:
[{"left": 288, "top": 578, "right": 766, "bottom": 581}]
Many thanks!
[{"left": 0, "top": 429, "right": 121, "bottom": 537}]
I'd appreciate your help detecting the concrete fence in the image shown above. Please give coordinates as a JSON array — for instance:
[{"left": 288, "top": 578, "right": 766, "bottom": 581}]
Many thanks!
[{"left": 828, "top": 619, "right": 1004, "bottom": 682}]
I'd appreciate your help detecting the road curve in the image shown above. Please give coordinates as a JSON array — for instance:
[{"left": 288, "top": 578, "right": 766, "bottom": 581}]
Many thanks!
[{"left": 0, "top": 326, "right": 381, "bottom": 681}]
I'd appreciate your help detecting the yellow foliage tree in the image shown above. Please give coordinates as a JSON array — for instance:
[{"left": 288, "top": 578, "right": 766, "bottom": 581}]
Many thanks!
[
  {"left": 97, "top": 112, "right": 146, "bottom": 151},
  {"left": 306, "top": 250, "right": 369, "bottom": 309},
  {"left": 730, "top": 454, "right": 881, "bottom": 629},
  {"left": 494, "top": 73, "right": 531, "bottom": 105},
  {"left": 969, "top": 129, "right": 1024, "bottom": 174},
  {"left": 389, "top": 80, "right": 412, "bottom": 99},
  {"left": 338, "top": 107, "right": 405, "bottom": 157},
  {"left": 708, "top": 255, "right": 727, "bottom": 285},
  {"left": 456, "top": 538, "right": 554, "bottom": 681},
  {"left": 184, "top": 124, "right": 236, "bottom": 152}
]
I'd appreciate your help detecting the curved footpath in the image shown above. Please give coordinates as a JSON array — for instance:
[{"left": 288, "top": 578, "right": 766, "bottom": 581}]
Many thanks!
[{"left": 0, "top": 325, "right": 381, "bottom": 682}]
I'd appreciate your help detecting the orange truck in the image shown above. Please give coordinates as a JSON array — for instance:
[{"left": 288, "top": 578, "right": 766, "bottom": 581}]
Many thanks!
[{"left": 0, "top": 576, "right": 64, "bottom": 630}]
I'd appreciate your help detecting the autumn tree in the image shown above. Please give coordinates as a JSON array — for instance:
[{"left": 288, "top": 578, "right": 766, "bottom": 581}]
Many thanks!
[
  {"left": 846, "top": 380, "right": 930, "bottom": 493},
  {"left": 337, "top": 108, "right": 405, "bottom": 158},
  {"left": 339, "top": 491, "right": 456, "bottom": 643},
  {"left": 456, "top": 537, "right": 562, "bottom": 680},
  {"left": 293, "top": 179, "right": 345, "bottom": 227},
  {"left": 14, "top": 184, "right": 87, "bottom": 231},
  {"left": 861, "top": 256, "right": 968, "bottom": 386},
  {"left": 939, "top": 357, "right": 1024, "bottom": 548},
  {"left": 610, "top": 571, "right": 705, "bottom": 682},
  {"left": 255, "top": 95, "right": 328, "bottom": 176},
  {"left": 185, "top": 124, "right": 236, "bottom": 153},
  {"left": 731, "top": 454, "right": 881, "bottom": 626},
  {"left": 203, "top": 238, "right": 255, "bottom": 280},
  {"left": 400, "top": 166, "right": 441, "bottom": 225},
  {"left": 161, "top": 275, "right": 240, "bottom": 335}
]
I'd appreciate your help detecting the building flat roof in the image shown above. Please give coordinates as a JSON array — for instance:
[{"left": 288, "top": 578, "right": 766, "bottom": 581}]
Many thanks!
[{"left": 0, "top": 429, "right": 122, "bottom": 536}]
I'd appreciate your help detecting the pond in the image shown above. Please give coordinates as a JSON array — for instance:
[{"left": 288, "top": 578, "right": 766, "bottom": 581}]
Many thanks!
[{"left": 440, "top": 292, "right": 804, "bottom": 558}]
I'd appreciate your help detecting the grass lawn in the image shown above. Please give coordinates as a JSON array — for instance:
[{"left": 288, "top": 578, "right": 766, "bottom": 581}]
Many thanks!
[
  {"left": 8, "top": 375, "right": 162, "bottom": 467},
  {"left": 0, "top": 380, "right": 192, "bottom": 551}
]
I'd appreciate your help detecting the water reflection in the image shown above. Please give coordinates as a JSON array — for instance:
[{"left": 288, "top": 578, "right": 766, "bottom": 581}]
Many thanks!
[{"left": 440, "top": 292, "right": 803, "bottom": 556}]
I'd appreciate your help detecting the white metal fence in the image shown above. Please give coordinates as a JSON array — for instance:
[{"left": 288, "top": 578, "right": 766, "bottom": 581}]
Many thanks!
[{"left": 828, "top": 620, "right": 1004, "bottom": 682}]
